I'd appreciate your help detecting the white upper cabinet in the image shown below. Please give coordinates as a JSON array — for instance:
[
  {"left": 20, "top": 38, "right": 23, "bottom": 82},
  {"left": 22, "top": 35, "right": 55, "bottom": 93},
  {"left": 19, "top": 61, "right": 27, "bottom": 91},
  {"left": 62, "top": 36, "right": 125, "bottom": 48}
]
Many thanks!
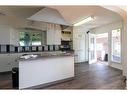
[
  {"left": 47, "top": 23, "right": 61, "bottom": 45},
  {"left": 0, "top": 25, "right": 11, "bottom": 44}
]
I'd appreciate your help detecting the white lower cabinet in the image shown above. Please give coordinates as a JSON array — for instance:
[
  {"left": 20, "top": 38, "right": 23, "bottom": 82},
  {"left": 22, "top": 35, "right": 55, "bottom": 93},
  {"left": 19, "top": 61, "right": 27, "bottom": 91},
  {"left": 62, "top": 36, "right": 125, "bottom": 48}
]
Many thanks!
[
  {"left": 0, "top": 54, "right": 18, "bottom": 72},
  {"left": 9, "top": 54, "right": 19, "bottom": 68},
  {"left": 19, "top": 56, "right": 74, "bottom": 89},
  {"left": 0, "top": 54, "right": 11, "bottom": 72}
]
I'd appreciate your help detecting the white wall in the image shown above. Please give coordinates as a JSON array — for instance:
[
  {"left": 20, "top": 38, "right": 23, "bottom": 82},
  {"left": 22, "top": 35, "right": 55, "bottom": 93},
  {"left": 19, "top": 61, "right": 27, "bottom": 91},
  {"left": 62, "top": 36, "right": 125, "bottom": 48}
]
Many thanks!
[
  {"left": 73, "top": 26, "right": 89, "bottom": 63},
  {"left": 90, "top": 21, "right": 123, "bottom": 70},
  {"left": 90, "top": 21, "right": 123, "bottom": 34},
  {"left": 122, "top": 21, "right": 127, "bottom": 76},
  {"left": 0, "top": 25, "right": 11, "bottom": 44},
  {"left": 104, "top": 6, "right": 127, "bottom": 88}
]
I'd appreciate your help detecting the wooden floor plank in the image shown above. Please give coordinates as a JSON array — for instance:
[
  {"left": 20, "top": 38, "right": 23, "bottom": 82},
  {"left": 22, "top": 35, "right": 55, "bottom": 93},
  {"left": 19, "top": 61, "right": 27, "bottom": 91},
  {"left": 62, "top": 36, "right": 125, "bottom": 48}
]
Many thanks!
[
  {"left": 0, "top": 62, "right": 125, "bottom": 89},
  {"left": 42, "top": 63, "right": 125, "bottom": 89}
]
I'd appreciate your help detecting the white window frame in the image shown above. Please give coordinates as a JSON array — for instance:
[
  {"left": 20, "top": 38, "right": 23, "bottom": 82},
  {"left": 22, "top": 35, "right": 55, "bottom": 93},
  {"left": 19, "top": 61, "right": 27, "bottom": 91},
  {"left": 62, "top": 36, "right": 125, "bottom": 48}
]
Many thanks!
[
  {"left": 19, "top": 29, "right": 46, "bottom": 46},
  {"left": 111, "top": 28, "right": 121, "bottom": 63}
]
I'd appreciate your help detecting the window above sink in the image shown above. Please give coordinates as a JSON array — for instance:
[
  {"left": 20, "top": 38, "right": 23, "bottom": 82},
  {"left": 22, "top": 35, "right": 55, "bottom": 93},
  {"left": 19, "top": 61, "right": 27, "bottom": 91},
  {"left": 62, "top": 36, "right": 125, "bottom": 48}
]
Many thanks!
[{"left": 19, "top": 28, "right": 46, "bottom": 46}]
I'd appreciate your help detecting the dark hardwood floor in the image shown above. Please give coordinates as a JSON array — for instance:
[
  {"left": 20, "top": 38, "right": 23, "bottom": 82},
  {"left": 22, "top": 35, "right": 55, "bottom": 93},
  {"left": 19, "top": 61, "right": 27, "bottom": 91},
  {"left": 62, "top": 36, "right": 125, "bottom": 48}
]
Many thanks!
[
  {"left": 0, "top": 62, "right": 125, "bottom": 89},
  {"left": 42, "top": 63, "right": 125, "bottom": 89},
  {"left": 0, "top": 72, "right": 12, "bottom": 89}
]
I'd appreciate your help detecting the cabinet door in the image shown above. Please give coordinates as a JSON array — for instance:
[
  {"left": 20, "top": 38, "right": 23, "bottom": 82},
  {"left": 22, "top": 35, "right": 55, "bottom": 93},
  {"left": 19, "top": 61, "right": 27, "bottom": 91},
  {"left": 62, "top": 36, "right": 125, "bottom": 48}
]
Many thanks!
[
  {"left": 54, "top": 25, "right": 61, "bottom": 45},
  {"left": 47, "top": 24, "right": 61, "bottom": 45},
  {"left": 9, "top": 54, "right": 19, "bottom": 68},
  {"left": 73, "top": 37, "right": 86, "bottom": 63},
  {"left": 0, "top": 54, "right": 19, "bottom": 72},
  {"left": 47, "top": 24, "right": 54, "bottom": 45},
  {"left": 0, "top": 54, "right": 11, "bottom": 72}
]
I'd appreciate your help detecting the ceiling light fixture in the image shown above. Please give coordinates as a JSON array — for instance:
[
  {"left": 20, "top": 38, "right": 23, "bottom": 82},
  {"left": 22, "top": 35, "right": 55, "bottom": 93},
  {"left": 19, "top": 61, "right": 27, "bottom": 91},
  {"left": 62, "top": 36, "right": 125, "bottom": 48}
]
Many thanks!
[{"left": 73, "top": 16, "right": 94, "bottom": 26}]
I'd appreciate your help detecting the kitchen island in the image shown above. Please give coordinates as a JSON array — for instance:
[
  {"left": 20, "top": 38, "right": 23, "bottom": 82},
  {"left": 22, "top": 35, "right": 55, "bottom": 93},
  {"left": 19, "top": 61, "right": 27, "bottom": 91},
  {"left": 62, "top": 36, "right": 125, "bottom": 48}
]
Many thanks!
[{"left": 19, "top": 52, "right": 74, "bottom": 89}]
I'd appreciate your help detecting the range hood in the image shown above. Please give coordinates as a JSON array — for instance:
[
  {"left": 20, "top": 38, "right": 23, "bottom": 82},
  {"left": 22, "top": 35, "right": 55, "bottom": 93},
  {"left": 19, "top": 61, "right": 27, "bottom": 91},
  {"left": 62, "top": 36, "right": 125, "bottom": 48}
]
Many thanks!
[{"left": 27, "top": 7, "right": 70, "bottom": 25}]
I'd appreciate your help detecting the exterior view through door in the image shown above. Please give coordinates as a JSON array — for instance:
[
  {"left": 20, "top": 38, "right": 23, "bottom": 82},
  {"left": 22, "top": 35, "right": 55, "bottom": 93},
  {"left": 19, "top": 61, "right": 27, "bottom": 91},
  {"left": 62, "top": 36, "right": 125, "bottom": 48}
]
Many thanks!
[
  {"left": 96, "top": 33, "right": 108, "bottom": 64},
  {"left": 88, "top": 33, "right": 108, "bottom": 64}
]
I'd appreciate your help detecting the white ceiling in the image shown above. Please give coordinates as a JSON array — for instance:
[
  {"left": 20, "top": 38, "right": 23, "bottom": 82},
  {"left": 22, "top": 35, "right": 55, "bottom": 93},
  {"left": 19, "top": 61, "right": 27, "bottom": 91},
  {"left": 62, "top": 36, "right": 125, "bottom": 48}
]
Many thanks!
[
  {"left": 28, "top": 7, "right": 69, "bottom": 25},
  {"left": 0, "top": 6, "right": 43, "bottom": 18},
  {"left": 0, "top": 6, "right": 122, "bottom": 29},
  {"left": 49, "top": 6, "right": 122, "bottom": 29}
]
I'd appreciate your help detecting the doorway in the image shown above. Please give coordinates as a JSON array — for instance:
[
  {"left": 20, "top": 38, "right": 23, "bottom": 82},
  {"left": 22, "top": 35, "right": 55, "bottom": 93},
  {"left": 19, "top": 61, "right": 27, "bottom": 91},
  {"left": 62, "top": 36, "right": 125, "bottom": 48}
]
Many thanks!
[
  {"left": 88, "top": 33, "right": 108, "bottom": 65},
  {"left": 96, "top": 33, "right": 108, "bottom": 65}
]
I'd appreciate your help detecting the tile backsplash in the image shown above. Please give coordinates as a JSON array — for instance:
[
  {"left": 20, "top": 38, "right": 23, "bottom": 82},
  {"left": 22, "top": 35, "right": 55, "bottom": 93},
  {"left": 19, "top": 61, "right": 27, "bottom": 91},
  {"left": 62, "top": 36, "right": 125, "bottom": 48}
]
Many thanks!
[
  {"left": 0, "top": 44, "right": 71, "bottom": 53},
  {"left": 0, "top": 45, "right": 7, "bottom": 53}
]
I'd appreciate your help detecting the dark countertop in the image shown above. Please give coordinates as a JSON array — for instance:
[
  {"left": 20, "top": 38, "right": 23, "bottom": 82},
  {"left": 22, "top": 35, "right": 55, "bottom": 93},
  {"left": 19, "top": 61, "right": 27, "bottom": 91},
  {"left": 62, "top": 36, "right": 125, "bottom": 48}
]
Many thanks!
[{"left": 19, "top": 52, "right": 74, "bottom": 62}]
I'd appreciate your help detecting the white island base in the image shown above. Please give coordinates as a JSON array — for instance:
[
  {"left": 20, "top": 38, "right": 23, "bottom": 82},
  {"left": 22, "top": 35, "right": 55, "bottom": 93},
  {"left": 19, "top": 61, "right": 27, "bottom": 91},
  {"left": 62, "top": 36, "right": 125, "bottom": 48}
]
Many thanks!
[{"left": 19, "top": 55, "right": 74, "bottom": 89}]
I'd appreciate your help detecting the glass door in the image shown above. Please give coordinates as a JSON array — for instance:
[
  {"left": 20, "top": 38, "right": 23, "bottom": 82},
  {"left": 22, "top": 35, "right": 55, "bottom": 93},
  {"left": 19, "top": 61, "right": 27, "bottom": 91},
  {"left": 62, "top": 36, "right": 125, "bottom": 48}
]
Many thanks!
[{"left": 88, "top": 33, "right": 97, "bottom": 64}]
